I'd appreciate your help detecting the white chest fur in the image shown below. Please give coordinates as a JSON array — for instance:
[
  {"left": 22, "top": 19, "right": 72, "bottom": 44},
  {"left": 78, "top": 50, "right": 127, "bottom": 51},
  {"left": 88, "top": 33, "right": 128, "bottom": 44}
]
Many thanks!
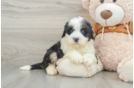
[
  {"left": 60, "top": 37, "right": 97, "bottom": 66},
  {"left": 60, "top": 38, "right": 95, "bottom": 55}
]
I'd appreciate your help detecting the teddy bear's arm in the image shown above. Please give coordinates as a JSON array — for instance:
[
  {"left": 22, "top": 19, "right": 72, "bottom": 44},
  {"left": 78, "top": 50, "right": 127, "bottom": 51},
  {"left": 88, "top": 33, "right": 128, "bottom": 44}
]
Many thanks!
[
  {"left": 83, "top": 53, "right": 97, "bottom": 67},
  {"left": 56, "top": 55, "right": 103, "bottom": 77}
]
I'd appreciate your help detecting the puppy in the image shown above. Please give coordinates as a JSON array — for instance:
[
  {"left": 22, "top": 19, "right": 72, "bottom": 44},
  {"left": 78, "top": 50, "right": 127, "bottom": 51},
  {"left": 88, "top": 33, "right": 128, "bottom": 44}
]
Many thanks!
[{"left": 20, "top": 17, "right": 97, "bottom": 76}]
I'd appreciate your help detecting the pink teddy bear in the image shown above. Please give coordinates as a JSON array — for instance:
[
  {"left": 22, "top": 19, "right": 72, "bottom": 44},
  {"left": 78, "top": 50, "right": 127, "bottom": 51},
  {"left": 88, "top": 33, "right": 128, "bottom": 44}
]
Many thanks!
[{"left": 57, "top": 0, "right": 133, "bottom": 82}]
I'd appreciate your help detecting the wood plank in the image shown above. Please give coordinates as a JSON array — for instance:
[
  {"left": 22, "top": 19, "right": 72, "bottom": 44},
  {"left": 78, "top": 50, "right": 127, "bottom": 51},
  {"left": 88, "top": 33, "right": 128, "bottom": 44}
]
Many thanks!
[
  {"left": 1, "top": 64, "right": 63, "bottom": 88},
  {"left": 59, "top": 71, "right": 133, "bottom": 88},
  {"left": 2, "top": 0, "right": 94, "bottom": 28},
  {"left": 2, "top": 28, "right": 63, "bottom": 65},
  {"left": 1, "top": 64, "right": 133, "bottom": 88}
]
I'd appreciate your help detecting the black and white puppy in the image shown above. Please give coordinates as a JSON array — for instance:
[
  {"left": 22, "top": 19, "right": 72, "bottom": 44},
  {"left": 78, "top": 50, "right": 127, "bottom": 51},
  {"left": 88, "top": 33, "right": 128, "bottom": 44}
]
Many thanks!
[{"left": 20, "top": 17, "right": 97, "bottom": 75}]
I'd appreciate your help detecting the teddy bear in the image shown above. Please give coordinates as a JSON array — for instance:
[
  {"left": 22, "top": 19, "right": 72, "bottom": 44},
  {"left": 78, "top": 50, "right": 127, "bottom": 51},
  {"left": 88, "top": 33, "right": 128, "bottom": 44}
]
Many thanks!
[{"left": 56, "top": 0, "right": 133, "bottom": 82}]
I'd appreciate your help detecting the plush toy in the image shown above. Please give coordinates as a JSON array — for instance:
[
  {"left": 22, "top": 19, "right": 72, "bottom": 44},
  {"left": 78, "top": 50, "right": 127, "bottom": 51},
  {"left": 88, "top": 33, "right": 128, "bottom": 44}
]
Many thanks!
[{"left": 57, "top": 0, "right": 133, "bottom": 82}]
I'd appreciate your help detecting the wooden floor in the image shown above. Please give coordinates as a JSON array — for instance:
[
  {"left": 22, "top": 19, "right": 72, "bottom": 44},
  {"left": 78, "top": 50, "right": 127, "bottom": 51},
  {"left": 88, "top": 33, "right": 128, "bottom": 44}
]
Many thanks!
[
  {"left": 1, "top": 0, "right": 133, "bottom": 88},
  {"left": 1, "top": 64, "right": 133, "bottom": 88}
]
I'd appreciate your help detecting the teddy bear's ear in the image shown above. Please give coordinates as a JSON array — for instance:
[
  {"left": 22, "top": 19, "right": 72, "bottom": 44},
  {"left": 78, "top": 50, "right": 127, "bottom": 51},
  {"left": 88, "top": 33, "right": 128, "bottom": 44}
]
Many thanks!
[{"left": 82, "top": 0, "right": 90, "bottom": 10}]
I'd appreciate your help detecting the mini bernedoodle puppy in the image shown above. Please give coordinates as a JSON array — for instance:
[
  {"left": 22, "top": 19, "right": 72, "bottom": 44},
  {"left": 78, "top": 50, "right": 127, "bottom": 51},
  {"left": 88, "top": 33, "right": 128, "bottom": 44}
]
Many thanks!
[{"left": 20, "top": 17, "right": 97, "bottom": 75}]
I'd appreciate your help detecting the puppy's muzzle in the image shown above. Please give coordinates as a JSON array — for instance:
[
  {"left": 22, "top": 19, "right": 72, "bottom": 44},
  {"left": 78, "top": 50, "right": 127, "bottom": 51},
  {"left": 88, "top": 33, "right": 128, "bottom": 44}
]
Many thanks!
[{"left": 73, "top": 38, "right": 79, "bottom": 43}]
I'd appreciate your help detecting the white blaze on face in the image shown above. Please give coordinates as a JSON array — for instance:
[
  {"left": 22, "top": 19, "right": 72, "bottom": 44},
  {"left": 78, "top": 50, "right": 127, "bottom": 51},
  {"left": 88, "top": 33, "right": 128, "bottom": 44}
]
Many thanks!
[
  {"left": 66, "top": 17, "right": 88, "bottom": 46},
  {"left": 68, "top": 17, "right": 84, "bottom": 30},
  {"left": 95, "top": 3, "right": 124, "bottom": 27}
]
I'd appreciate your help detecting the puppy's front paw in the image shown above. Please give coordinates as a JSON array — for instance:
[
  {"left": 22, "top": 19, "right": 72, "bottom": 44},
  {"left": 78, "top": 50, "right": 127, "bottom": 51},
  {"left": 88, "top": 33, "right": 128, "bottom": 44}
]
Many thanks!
[
  {"left": 70, "top": 54, "right": 83, "bottom": 64},
  {"left": 65, "top": 50, "right": 83, "bottom": 64},
  {"left": 46, "top": 64, "right": 57, "bottom": 76},
  {"left": 83, "top": 56, "right": 94, "bottom": 67}
]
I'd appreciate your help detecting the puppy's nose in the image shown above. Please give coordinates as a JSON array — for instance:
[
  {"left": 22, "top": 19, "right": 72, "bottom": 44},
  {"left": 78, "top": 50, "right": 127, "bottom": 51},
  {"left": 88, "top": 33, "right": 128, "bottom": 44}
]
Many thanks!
[
  {"left": 101, "top": 10, "right": 112, "bottom": 19},
  {"left": 73, "top": 38, "right": 79, "bottom": 42}
]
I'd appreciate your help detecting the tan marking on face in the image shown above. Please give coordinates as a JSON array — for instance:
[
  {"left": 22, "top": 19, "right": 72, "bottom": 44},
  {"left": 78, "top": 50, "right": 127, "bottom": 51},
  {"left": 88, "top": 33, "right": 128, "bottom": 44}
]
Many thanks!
[
  {"left": 69, "top": 25, "right": 73, "bottom": 28},
  {"left": 82, "top": 25, "right": 86, "bottom": 28}
]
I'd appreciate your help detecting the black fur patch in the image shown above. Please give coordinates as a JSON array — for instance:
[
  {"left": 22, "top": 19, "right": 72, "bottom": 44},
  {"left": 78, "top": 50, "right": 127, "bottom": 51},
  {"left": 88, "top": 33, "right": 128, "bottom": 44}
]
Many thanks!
[
  {"left": 30, "top": 41, "right": 64, "bottom": 71},
  {"left": 62, "top": 20, "right": 94, "bottom": 41},
  {"left": 42, "top": 41, "right": 64, "bottom": 71},
  {"left": 31, "top": 63, "right": 43, "bottom": 70},
  {"left": 62, "top": 22, "right": 75, "bottom": 37},
  {"left": 81, "top": 20, "right": 94, "bottom": 40}
]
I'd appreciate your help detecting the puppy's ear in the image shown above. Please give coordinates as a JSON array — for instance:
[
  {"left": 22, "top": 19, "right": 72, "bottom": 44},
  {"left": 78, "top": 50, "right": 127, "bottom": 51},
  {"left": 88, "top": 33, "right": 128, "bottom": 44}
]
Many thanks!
[
  {"left": 62, "top": 22, "right": 68, "bottom": 38},
  {"left": 85, "top": 21, "right": 94, "bottom": 40}
]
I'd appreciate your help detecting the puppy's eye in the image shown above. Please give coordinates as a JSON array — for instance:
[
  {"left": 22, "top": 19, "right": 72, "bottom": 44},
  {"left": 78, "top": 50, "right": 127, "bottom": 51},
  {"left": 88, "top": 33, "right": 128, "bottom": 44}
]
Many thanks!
[
  {"left": 100, "top": 0, "right": 104, "bottom": 3},
  {"left": 81, "top": 29, "right": 85, "bottom": 35},
  {"left": 113, "top": 0, "right": 116, "bottom": 2},
  {"left": 68, "top": 28, "right": 74, "bottom": 34}
]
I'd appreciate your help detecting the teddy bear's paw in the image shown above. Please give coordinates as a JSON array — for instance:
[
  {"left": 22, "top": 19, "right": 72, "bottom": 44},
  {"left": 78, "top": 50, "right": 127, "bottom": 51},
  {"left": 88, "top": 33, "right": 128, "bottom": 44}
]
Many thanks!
[
  {"left": 83, "top": 56, "right": 94, "bottom": 67},
  {"left": 119, "top": 74, "right": 129, "bottom": 82},
  {"left": 46, "top": 64, "right": 57, "bottom": 76},
  {"left": 56, "top": 58, "right": 66, "bottom": 65},
  {"left": 70, "top": 54, "right": 83, "bottom": 64},
  {"left": 118, "top": 59, "right": 133, "bottom": 82}
]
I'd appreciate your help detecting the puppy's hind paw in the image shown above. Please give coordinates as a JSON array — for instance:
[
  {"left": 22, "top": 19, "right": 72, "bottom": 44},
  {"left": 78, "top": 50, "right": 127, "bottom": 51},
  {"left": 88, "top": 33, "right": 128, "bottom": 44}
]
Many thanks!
[{"left": 46, "top": 64, "right": 57, "bottom": 76}]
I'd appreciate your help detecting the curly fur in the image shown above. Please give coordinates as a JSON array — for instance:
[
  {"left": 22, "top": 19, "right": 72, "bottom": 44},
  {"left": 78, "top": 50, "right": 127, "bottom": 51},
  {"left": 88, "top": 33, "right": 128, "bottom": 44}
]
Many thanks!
[{"left": 94, "top": 33, "right": 133, "bottom": 71}]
